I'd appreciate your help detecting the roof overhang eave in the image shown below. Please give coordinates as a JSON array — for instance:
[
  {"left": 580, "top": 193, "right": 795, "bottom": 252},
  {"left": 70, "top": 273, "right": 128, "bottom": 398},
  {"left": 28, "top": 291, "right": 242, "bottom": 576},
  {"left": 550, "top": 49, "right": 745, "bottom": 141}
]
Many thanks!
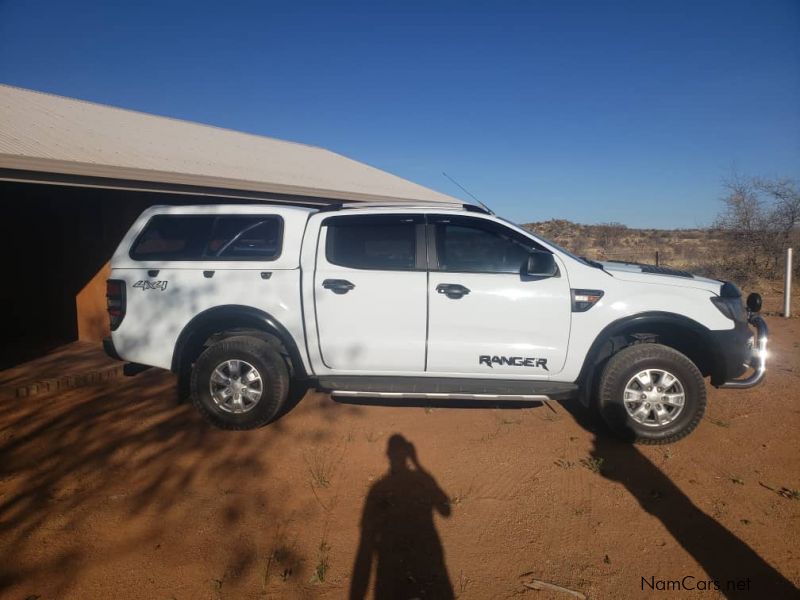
[{"left": 0, "top": 154, "right": 455, "bottom": 205}]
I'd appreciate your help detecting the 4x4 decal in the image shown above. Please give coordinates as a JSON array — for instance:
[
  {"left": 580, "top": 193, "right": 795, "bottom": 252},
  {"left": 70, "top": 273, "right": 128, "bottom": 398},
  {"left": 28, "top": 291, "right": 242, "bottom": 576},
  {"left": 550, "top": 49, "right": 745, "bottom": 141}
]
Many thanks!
[
  {"left": 479, "top": 355, "right": 549, "bottom": 370},
  {"left": 133, "top": 280, "right": 169, "bottom": 291}
]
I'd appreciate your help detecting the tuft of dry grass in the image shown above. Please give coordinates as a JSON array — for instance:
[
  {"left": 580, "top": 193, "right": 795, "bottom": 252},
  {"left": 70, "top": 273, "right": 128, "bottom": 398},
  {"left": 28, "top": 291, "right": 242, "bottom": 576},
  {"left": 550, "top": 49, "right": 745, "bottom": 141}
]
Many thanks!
[
  {"left": 304, "top": 447, "right": 335, "bottom": 488},
  {"left": 580, "top": 457, "right": 605, "bottom": 474},
  {"left": 554, "top": 458, "right": 576, "bottom": 469},
  {"left": 309, "top": 539, "right": 330, "bottom": 584}
]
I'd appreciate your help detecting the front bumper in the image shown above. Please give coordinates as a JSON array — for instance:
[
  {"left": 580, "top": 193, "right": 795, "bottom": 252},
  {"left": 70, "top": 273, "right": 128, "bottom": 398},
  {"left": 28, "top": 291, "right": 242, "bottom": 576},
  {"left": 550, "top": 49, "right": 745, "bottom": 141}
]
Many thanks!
[{"left": 718, "top": 316, "right": 768, "bottom": 389}]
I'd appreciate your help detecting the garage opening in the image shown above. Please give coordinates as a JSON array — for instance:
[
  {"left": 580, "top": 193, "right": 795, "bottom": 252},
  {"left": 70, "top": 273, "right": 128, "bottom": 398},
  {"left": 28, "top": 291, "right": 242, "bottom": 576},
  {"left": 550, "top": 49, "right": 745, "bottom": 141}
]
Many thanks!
[{"left": 0, "top": 181, "right": 259, "bottom": 368}]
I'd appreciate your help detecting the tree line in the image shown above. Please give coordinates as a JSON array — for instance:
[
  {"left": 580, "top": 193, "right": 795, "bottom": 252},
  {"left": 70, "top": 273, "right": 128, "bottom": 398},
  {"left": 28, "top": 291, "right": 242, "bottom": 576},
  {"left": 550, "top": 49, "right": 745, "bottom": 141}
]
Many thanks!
[{"left": 714, "top": 175, "right": 799, "bottom": 281}]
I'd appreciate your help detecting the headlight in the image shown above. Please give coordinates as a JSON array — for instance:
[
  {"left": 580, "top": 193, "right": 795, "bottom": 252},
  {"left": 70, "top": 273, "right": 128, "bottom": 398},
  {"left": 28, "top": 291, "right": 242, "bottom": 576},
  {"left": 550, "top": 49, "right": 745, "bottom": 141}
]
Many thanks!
[{"left": 711, "top": 296, "right": 746, "bottom": 322}]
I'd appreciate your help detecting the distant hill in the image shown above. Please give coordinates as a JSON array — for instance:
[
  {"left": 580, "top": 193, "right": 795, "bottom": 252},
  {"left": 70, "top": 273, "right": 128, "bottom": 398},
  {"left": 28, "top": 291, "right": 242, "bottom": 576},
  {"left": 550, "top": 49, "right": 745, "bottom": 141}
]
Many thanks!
[
  {"left": 518, "top": 219, "right": 797, "bottom": 315},
  {"left": 521, "top": 219, "right": 725, "bottom": 268}
]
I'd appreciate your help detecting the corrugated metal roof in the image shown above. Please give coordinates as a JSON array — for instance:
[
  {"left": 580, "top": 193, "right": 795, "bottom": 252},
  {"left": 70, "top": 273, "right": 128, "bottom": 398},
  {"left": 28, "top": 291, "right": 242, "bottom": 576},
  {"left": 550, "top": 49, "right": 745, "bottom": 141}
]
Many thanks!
[{"left": 0, "top": 84, "right": 460, "bottom": 204}]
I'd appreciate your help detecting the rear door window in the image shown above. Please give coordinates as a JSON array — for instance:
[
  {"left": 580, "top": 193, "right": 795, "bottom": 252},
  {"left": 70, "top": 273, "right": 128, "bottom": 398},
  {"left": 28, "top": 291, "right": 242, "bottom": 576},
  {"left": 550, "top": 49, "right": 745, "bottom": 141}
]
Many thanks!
[
  {"left": 130, "top": 214, "right": 283, "bottom": 261},
  {"left": 206, "top": 216, "right": 282, "bottom": 259},
  {"left": 324, "top": 214, "right": 422, "bottom": 270}
]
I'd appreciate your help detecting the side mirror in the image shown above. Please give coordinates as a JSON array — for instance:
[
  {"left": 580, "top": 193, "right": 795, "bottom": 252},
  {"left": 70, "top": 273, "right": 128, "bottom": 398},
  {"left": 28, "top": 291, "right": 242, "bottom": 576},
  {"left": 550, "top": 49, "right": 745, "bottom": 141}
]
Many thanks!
[
  {"left": 746, "top": 292, "right": 762, "bottom": 313},
  {"left": 525, "top": 251, "right": 558, "bottom": 278}
]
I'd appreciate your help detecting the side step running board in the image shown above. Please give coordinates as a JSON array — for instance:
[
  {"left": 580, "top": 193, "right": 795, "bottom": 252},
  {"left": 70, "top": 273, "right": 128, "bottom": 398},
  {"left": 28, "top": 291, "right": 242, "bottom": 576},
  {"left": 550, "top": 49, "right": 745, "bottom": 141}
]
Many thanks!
[
  {"left": 331, "top": 390, "right": 550, "bottom": 402},
  {"left": 317, "top": 376, "right": 578, "bottom": 401}
]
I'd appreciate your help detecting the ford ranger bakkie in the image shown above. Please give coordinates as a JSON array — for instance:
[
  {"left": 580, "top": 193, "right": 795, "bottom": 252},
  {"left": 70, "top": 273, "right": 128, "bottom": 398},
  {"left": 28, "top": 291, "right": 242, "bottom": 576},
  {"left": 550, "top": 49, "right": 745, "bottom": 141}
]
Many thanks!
[{"left": 103, "top": 202, "right": 767, "bottom": 443}]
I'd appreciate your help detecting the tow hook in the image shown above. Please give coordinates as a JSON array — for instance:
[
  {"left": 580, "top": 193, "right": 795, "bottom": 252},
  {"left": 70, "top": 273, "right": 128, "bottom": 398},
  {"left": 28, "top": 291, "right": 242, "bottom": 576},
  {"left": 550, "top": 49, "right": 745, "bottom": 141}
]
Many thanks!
[{"left": 719, "top": 315, "right": 768, "bottom": 389}]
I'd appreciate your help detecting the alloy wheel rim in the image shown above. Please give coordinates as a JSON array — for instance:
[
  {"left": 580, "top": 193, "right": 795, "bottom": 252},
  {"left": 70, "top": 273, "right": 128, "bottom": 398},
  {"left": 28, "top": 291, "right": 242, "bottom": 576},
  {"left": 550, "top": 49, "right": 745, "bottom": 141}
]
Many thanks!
[
  {"left": 209, "top": 359, "right": 263, "bottom": 414},
  {"left": 623, "top": 368, "right": 685, "bottom": 428}
]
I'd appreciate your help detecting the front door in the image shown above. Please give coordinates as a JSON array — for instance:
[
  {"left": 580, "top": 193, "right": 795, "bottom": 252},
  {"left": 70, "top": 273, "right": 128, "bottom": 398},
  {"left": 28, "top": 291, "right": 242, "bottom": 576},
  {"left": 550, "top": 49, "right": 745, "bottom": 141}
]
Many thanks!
[
  {"left": 314, "top": 213, "right": 427, "bottom": 372},
  {"left": 426, "top": 215, "right": 571, "bottom": 377}
]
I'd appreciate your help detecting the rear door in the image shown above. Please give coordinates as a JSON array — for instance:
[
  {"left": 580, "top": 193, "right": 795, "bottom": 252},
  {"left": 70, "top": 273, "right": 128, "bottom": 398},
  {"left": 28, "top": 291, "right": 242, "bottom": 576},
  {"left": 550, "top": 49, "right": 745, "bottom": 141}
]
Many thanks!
[
  {"left": 313, "top": 214, "right": 427, "bottom": 372},
  {"left": 426, "top": 215, "right": 572, "bottom": 377}
]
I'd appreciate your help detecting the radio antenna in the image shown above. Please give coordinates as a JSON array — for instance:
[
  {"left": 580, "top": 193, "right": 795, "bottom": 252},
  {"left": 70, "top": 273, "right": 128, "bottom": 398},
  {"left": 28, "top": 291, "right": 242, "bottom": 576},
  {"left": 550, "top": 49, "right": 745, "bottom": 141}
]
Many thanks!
[{"left": 442, "top": 172, "right": 494, "bottom": 214}]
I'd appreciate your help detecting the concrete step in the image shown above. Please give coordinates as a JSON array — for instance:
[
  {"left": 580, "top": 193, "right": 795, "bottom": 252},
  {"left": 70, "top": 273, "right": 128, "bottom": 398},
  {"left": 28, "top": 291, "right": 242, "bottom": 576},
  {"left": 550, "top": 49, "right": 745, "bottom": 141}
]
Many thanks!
[{"left": 0, "top": 341, "right": 124, "bottom": 399}]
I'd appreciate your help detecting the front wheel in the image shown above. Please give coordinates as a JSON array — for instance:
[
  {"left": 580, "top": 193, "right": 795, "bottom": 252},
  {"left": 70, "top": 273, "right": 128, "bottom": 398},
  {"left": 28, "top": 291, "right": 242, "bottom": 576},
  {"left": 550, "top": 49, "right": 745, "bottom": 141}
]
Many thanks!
[
  {"left": 597, "top": 343, "right": 706, "bottom": 444},
  {"left": 190, "top": 336, "right": 289, "bottom": 430}
]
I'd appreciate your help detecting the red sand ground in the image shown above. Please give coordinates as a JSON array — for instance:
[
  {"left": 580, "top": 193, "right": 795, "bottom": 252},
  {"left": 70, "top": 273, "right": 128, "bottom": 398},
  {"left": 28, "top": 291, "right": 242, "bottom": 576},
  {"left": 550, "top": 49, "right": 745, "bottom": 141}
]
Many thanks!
[{"left": 1, "top": 317, "right": 798, "bottom": 599}]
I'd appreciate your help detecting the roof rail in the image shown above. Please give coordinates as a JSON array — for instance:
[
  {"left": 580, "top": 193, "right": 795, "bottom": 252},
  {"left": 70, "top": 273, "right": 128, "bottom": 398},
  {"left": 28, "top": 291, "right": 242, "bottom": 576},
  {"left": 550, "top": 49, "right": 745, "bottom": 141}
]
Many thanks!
[
  {"left": 315, "top": 201, "right": 491, "bottom": 213},
  {"left": 462, "top": 203, "right": 491, "bottom": 214},
  {"left": 316, "top": 202, "right": 345, "bottom": 212}
]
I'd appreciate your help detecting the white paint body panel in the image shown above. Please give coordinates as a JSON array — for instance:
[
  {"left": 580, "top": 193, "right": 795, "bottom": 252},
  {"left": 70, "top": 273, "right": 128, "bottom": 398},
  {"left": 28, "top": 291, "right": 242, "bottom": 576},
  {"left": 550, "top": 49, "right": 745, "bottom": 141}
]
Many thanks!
[
  {"left": 426, "top": 261, "right": 571, "bottom": 377},
  {"left": 111, "top": 204, "right": 735, "bottom": 385},
  {"left": 313, "top": 226, "right": 427, "bottom": 372},
  {"left": 112, "top": 268, "right": 304, "bottom": 371},
  {"left": 552, "top": 262, "right": 733, "bottom": 381}
]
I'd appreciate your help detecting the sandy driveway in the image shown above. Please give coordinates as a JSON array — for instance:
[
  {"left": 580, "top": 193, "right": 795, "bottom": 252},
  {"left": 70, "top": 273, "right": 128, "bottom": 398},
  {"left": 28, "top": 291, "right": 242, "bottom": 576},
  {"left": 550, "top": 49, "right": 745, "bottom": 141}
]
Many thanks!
[{"left": 1, "top": 317, "right": 798, "bottom": 599}]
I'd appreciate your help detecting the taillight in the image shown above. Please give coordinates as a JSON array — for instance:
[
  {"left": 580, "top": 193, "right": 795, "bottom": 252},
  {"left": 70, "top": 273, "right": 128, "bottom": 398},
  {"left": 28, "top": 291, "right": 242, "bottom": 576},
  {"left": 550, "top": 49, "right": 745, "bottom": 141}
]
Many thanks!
[{"left": 106, "top": 279, "right": 126, "bottom": 330}]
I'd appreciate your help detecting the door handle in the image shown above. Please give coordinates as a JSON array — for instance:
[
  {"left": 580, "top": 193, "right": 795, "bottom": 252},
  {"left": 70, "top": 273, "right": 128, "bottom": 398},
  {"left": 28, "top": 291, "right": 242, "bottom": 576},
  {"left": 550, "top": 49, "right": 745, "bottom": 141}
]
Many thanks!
[
  {"left": 436, "top": 283, "right": 470, "bottom": 299},
  {"left": 322, "top": 279, "right": 355, "bottom": 294}
]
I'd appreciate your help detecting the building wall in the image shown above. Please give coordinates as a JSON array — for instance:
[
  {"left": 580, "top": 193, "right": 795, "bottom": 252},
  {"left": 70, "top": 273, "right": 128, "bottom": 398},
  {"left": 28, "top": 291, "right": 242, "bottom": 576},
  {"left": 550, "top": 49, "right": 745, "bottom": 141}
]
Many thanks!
[
  {"left": 0, "top": 181, "right": 240, "bottom": 368},
  {"left": 76, "top": 261, "right": 112, "bottom": 342}
]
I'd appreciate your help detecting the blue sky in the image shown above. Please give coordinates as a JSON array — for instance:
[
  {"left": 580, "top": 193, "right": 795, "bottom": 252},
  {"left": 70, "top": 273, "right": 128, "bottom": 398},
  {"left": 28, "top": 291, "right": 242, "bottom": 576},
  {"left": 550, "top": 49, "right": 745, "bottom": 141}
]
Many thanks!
[{"left": 1, "top": 0, "right": 798, "bottom": 227}]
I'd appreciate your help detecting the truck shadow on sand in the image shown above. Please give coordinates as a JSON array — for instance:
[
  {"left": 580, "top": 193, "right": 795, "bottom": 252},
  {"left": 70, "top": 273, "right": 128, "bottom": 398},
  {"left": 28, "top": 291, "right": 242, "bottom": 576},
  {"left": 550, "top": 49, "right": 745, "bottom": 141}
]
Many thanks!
[{"left": 562, "top": 401, "right": 798, "bottom": 599}]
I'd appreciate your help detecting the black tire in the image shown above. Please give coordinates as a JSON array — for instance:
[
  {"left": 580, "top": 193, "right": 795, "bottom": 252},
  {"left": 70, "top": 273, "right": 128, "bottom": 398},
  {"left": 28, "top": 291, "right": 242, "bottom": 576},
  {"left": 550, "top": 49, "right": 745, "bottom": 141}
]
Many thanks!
[
  {"left": 597, "top": 343, "right": 706, "bottom": 444},
  {"left": 190, "top": 335, "right": 289, "bottom": 430}
]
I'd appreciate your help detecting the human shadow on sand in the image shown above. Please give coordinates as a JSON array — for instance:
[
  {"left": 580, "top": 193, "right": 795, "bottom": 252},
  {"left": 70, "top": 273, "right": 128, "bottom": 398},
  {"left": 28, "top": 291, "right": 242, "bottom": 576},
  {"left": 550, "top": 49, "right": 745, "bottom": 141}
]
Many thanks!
[{"left": 350, "top": 434, "right": 454, "bottom": 600}]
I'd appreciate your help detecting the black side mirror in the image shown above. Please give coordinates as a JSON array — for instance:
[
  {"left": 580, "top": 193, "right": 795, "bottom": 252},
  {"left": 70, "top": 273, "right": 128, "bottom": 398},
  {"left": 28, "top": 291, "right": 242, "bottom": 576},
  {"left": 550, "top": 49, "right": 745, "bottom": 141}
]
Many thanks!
[
  {"left": 525, "top": 251, "right": 558, "bottom": 278},
  {"left": 746, "top": 292, "right": 762, "bottom": 313}
]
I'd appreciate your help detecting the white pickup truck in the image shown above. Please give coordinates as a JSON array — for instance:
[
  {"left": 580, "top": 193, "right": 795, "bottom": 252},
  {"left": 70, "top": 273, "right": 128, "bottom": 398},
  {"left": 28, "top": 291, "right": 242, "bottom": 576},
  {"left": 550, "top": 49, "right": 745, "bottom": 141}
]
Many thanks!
[{"left": 104, "top": 202, "right": 767, "bottom": 443}]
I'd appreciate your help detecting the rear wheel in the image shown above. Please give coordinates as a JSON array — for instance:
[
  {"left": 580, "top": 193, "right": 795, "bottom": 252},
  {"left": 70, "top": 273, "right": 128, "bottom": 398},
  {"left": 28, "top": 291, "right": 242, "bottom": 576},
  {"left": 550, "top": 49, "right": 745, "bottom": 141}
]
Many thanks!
[
  {"left": 190, "top": 336, "right": 289, "bottom": 430},
  {"left": 598, "top": 343, "right": 706, "bottom": 444}
]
